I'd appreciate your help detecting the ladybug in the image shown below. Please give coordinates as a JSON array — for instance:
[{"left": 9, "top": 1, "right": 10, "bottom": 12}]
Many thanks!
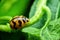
[{"left": 10, "top": 16, "right": 29, "bottom": 29}]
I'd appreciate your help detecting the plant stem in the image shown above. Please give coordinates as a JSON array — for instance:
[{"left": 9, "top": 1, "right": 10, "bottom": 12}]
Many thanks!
[
  {"left": 0, "top": 16, "right": 12, "bottom": 21},
  {"left": 27, "top": 0, "right": 47, "bottom": 26},
  {"left": 0, "top": 23, "right": 12, "bottom": 32},
  {"left": 40, "top": 5, "right": 51, "bottom": 39}
]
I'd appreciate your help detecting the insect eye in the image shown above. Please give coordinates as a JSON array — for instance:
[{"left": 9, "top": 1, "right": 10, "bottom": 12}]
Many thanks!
[{"left": 27, "top": 20, "right": 29, "bottom": 22}]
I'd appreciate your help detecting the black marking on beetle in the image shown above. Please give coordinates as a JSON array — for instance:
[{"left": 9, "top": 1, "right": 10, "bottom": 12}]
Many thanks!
[
  {"left": 22, "top": 19, "right": 26, "bottom": 23},
  {"left": 18, "top": 20, "right": 22, "bottom": 26},
  {"left": 12, "top": 21, "right": 17, "bottom": 29}
]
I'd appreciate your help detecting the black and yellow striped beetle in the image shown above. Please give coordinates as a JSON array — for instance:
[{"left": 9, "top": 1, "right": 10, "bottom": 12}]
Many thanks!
[{"left": 10, "top": 16, "right": 29, "bottom": 29}]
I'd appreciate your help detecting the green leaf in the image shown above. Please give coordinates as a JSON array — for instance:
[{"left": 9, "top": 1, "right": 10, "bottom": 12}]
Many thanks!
[
  {"left": 40, "top": 27, "right": 59, "bottom": 40},
  {"left": 23, "top": 0, "right": 60, "bottom": 40},
  {"left": 40, "top": 18, "right": 60, "bottom": 40},
  {"left": 47, "top": 0, "right": 59, "bottom": 20},
  {"left": 58, "top": 2, "right": 60, "bottom": 18},
  {"left": 48, "top": 18, "right": 60, "bottom": 35},
  {"left": 22, "top": 27, "right": 41, "bottom": 40},
  {"left": 22, "top": 27, "right": 40, "bottom": 36}
]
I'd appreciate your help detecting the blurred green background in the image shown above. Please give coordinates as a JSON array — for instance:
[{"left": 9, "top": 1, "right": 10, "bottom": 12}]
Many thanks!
[{"left": 0, "top": 0, "right": 34, "bottom": 17}]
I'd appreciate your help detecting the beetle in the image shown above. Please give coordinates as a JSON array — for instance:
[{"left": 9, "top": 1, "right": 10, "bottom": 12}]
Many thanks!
[{"left": 10, "top": 16, "right": 29, "bottom": 29}]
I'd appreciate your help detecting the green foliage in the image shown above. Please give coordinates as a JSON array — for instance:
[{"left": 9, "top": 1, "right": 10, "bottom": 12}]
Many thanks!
[
  {"left": 0, "top": 0, "right": 31, "bottom": 17},
  {"left": 0, "top": 0, "right": 60, "bottom": 40},
  {"left": 47, "top": 0, "right": 59, "bottom": 20},
  {"left": 22, "top": 0, "right": 60, "bottom": 40}
]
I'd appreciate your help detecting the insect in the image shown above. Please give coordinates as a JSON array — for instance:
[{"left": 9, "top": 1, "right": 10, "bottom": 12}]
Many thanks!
[{"left": 10, "top": 16, "right": 29, "bottom": 29}]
